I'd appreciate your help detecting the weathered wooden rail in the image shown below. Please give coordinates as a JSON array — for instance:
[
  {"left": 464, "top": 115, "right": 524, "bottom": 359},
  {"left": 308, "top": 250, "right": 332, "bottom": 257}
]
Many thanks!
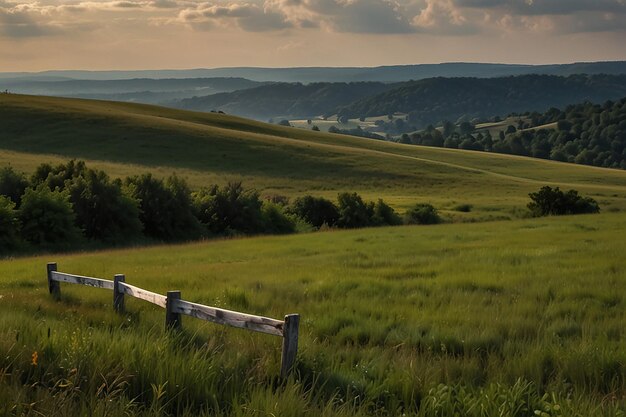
[{"left": 46, "top": 262, "right": 299, "bottom": 377}]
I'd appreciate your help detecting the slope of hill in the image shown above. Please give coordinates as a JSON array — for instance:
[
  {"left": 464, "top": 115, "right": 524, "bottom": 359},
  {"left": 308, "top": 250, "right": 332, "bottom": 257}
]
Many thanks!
[
  {"left": 172, "top": 82, "right": 395, "bottom": 120},
  {"left": 0, "top": 77, "right": 265, "bottom": 105},
  {"left": 337, "top": 74, "right": 626, "bottom": 127},
  {"left": 2, "top": 61, "right": 626, "bottom": 82},
  {"left": 2, "top": 94, "right": 626, "bottom": 220}
]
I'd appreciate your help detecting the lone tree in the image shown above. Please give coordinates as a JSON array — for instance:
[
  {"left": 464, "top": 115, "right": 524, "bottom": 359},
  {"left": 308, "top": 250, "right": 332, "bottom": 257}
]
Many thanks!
[{"left": 527, "top": 186, "right": 599, "bottom": 216}]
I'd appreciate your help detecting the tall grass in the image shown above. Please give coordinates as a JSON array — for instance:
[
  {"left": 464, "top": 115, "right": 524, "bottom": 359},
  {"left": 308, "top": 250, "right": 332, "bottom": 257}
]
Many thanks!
[{"left": 1, "top": 213, "right": 625, "bottom": 415}]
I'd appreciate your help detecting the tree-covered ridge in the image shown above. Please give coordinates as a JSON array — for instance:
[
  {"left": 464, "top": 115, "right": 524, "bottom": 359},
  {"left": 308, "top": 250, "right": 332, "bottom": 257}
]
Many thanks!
[
  {"left": 337, "top": 74, "right": 626, "bottom": 129},
  {"left": 402, "top": 97, "right": 626, "bottom": 170},
  {"left": 174, "top": 82, "right": 395, "bottom": 120}
]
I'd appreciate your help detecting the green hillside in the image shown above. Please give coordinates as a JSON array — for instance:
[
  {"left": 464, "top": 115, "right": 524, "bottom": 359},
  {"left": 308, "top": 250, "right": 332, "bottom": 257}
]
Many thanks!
[{"left": 2, "top": 94, "right": 626, "bottom": 222}]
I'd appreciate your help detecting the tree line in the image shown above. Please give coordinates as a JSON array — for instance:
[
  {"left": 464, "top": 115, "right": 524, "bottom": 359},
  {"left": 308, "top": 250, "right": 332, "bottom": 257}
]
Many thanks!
[
  {"left": 0, "top": 161, "right": 441, "bottom": 254},
  {"left": 399, "top": 97, "right": 626, "bottom": 170}
]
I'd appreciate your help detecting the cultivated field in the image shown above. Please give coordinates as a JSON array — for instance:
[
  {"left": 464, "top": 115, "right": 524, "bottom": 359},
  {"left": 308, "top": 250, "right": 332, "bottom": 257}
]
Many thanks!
[{"left": 1, "top": 95, "right": 625, "bottom": 416}]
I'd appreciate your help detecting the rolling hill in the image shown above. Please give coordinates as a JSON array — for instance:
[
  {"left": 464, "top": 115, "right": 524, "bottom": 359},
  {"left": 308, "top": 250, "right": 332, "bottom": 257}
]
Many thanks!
[
  {"left": 169, "top": 74, "right": 626, "bottom": 123},
  {"left": 336, "top": 74, "right": 626, "bottom": 127},
  {"left": 2, "top": 94, "right": 626, "bottom": 221},
  {"left": 172, "top": 82, "right": 395, "bottom": 120}
]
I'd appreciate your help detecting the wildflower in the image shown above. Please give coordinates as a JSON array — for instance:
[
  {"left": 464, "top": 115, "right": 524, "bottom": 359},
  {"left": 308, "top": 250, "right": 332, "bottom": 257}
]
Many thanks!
[{"left": 31, "top": 351, "right": 38, "bottom": 366}]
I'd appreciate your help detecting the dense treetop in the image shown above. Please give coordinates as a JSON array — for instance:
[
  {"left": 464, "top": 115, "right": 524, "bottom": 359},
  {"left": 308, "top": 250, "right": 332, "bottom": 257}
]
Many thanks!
[{"left": 403, "top": 97, "right": 626, "bottom": 170}]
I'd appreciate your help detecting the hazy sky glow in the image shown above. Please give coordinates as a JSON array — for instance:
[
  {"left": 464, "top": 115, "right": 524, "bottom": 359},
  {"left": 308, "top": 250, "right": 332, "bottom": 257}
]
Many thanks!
[{"left": 1, "top": 0, "right": 625, "bottom": 71}]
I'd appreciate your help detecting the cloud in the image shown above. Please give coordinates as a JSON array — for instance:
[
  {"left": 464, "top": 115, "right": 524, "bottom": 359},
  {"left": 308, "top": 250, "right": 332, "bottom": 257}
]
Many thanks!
[
  {"left": 178, "top": 2, "right": 293, "bottom": 31},
  {"left": 412, "top": 0, "right": 479, "bottom": 35}
]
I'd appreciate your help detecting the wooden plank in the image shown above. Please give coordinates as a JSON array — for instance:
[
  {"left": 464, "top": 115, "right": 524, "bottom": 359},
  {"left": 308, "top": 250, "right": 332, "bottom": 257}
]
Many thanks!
[
  {"left": 47, "top": 263, "right": 60, "bottom": 299},
  {"left": 172, "top": 299, "right": 284, "bottom": 337},
  {"left": 280, "top": 314, "right": 300, "bottom": 378},
  {"left": 118, "top": 282, "right": 167, "bottom": 308},
  {"left": 50, "top": 271, "right": 114, "bottom": 290},
  {"left": 166, "top": 291, "right": 182, "bottom": 330},
  {"left": 113, "top": 274, "right": 125, "bottom": 313}
]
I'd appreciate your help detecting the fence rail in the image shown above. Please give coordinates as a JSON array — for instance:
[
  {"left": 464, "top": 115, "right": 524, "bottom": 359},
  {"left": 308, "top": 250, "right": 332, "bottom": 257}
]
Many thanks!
[{"left": 46, "top": 262, "right": 299, "bottom": 377}]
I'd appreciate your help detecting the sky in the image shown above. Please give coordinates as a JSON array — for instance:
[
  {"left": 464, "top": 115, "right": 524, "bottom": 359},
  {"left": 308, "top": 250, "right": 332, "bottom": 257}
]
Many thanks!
[{"left": 1, "top": 0, "right": 625, "bottom": 71}]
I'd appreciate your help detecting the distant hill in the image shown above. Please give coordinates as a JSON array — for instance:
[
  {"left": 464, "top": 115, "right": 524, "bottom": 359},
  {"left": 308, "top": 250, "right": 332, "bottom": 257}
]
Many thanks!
[
  {"left": 336, "top": 74, "right": 626, "bottom": 127},
  {"left": 2, "top": 61, "right": 626, "bottom": 83},
  {"left": 0, "top": 77, "right": 265, "bottom": 104},
  {"left": 173, "top": 82, "right": 395, "bottom": 120}
]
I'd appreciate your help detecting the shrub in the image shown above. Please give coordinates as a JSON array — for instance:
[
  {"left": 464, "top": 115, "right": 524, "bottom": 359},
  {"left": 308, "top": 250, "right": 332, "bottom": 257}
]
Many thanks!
[
  {"left": 125, "top": 174, "right": 202, "bottom": 241},
  {"left": 404, "top": 203, "right": 441, "bottom": 225},
  {"left": 192, "top": 182, "right": 264, "bottom": 235},
  {"left": 0, "top": 196, "right": 21, "bottom": 252},
  {"left": 336, "top": 192, "right": 373, "bottom": 228},
  {"left": 371, "top": 199, "right": 402, "bottom": 226},
  {"left": 0, "top": 166, "right": 29, "bottom": 206},
  {"left": 67, "top": 169, "right": 142, "bottom": 243},
  {"left": 19, "top": 186, "right": 81, "bottom": 248},
  {"left": 261, "top": 202, "right": 296, "bottom": 234},
  {"left": 527, "top": 186, "right": 600, "bottom": 216},
  {"left": 289, "top": 195, "right": 339, "bottom": 229},
  {"left": 454, "top": 204, "right": 472, "bottom": 212}
]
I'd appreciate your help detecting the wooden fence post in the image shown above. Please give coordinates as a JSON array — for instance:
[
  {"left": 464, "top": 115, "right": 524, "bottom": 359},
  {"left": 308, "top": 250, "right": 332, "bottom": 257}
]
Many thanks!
[
  {"left": 165, "top": 291, "right": 182, "bottom": 330},
  {"left": 280, "top": 314, "right": 300, "bottom": 378},
  {"left": 47, "top": 262, "right": 60, "bottom": 299},
  {"left": 113, "top": 274, "right": 125, "bottom": 313}
]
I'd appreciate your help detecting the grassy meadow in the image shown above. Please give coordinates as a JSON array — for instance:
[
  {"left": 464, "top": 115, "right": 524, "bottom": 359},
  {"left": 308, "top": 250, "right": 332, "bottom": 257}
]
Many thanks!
[
  {"left": 1, "top": 214, "right": 625, "bottom": 415},
  {"left": 1, "top": 94, "right": 625, "bottom": 415}
]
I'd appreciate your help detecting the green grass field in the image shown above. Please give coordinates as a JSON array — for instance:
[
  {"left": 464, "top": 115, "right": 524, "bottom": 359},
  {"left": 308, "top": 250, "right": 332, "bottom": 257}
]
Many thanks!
[
  {"left": 1, "top": 214, "right": 625, "bottom": 415},
  {"left": 1, "top": 95, "right": 625, "bottom": 415}
]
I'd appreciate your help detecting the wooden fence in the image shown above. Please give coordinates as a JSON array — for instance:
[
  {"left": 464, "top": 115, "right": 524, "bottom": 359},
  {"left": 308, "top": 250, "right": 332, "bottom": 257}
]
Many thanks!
[{"left": 46, "top": 262, "right": 299, "bottom": 377}]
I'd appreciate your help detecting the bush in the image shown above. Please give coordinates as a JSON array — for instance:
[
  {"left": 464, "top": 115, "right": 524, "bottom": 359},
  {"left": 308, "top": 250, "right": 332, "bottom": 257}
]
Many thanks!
[
  {"left": 528, "top": 186, "right": 600, "bottom": 216},
  {"left": 0, "top": 196, "right": 21, "bottom": 252},
  {"left": 289, "top": 195, "right": 339, "bottom": 229},
  {"left": 336, "top": 192, "right": 373, "bottom": 228},
  {"left": 371, "top": 199, "right": 402, "bottom": 226},
  {"left": 192, "top": 182, "right": 264, "bottom": 235},
  {"left": 261, "top": 202, "right": 296, "bottom": 234},
  {"left": 454, "top": 204, "right": 472, "bottom": 212},
  {"left": 67, "top": 169, "right": 142, "bottom": 243},
  {"left": 18, "top": 186, "right": 81, "bottom": 249},
  {"left": 404, "top": 203, "right": 441, "bottom": 225},
  {"left": 126, "top": 174, "right": 202, "bottom": 241},
  {"left": 0, "top": 166, "right": 29, "bottom": 206}
]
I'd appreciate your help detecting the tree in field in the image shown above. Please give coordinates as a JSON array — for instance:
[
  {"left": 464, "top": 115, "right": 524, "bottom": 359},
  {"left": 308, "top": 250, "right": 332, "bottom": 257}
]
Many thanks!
[
  {"left": 192, "top": 182, "right": 263, "bottom": 236},
  {"left": 336, "top": 192, "right": 373, "bottom": 228},
  {"left": 289, "top": 195, "right": 339, "bottom": 229},
  {"left": 371, "top": 199, "right": 402, "bottom": 226},
  {"left": 126, "top": 174, "right": 202, "bottom": 241},
  {"left": 0, "top": 166, "right": 29, "bottom": 206},
  {"left": 67, "top": 169, "right": 142, "bottom": 243},
  {"left": 404, "top": 203, "right": 441, "bottom": 225},
  {"left": 527, "top": 186, "right": 599, "bottom": 216},
  {"left": 18, "top": 186, "right": 81, "bottom": 249}
]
